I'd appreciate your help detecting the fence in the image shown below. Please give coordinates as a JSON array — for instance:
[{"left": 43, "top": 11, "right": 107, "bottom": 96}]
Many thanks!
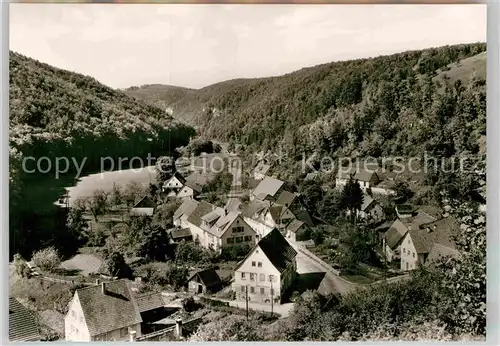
[{"left": 137, "top": 317, "right": 202, "bottom": 342}]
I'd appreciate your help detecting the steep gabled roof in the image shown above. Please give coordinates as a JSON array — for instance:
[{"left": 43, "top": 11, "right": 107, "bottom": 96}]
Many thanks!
[
  {"left": 354, "top": 170, "right": 378, "bottom": 183},
  {"left": 9, "top": 297, "right": 41, "bottom": 342},
  {"left": 133, "top": 195, "right": 156, "bottom": 209},
  {"left": 173, "top": 199, "right": 199, "bottom": 221},
  {"left": 252, "top": 177, "right": 285, "bottom": 200},
  {"left": 187, "top": 201, "right": 218, "bottom": 228},
  {"left": 188, "top": 269, "right": 222, "bottom": 288},
  {"left": 275, "top": 190, "right": 297, "bottom": 208},
  {"left": 361, "top": 195, "right": 375, "bottom": 211},
  {"left": 286, "top": 219, "right": 306, "bottom": 234},
  {"left": 257, "top": 229, "right": 297, "bottom": 273},
  {"left": 75, "top": 279, "right": 142, "bottom": 337},
  {"left": 242, "top": 199, "right": 270, "bottom": 218},
  {"left": 162, "top": 172, "right": 186, "bottom": 187},
  {"left": 384, "top": 220, "right": 408, "bottom": 250}
]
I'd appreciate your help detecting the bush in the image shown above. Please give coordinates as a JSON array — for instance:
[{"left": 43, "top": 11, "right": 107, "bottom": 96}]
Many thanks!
[
  {"left": 32, "top": 247, "right": 61, "bottom": 273},
  {"left": 13, "top": 254, "right": 31, "bottom": 278},
  {"left": 182, "top": 296, "right": 201, "bottom": 312}
]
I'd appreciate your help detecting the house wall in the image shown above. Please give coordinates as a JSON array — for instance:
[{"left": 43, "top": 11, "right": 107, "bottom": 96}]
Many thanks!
[
  {"left": 244, "top": 216, "right": 274, "bottom": 239},
  {"left": 164, "top": 176, "right": 183, "bottom": 189},
  {"left": 233, "top": 247, "right": 281, "bottom": 304},
  {"left": 177, "top": 186, "right": 195, "bottom": 199},
  {"left": 65, "top": 293, "right": 141, "bottom": 342},
  {"left": 65, "top": 293, "right": 91, "bottom": 341},
  {"left": 220, "top": 216, "right": 257, "bottom": 249},
  {"left": 371, "top": 187, "right": 397, "bottom": 196},
  {"left": 400, "top": 234, "right": 421, "bottom": 271},
  {"left": 382, "top": 239, "right": 400, "bottom": 263},
  {"left": 91, "top": 323, "right": 142, "bottom": 341}
]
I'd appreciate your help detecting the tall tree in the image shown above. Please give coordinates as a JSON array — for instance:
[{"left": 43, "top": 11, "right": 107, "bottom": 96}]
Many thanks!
[{"left": 340, "top": 177, "right": 364, "bottom": 224}]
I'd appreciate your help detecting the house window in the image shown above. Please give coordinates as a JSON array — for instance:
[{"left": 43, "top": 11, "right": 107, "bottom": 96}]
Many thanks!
[
  {"left": 408, "top": 239, "right": 410, "bottom": 244},
  {"left": 250, "top": 273, "right": 255, "bottom": 281},
  {"left": 227, "top": 238, "right": 235, "bottom": 244},
  {"left": 233, "top": 227, "right": 245, "bottom": 233},
  {"left": 252, "top": 261, "right": 256, "bottom": 267},
  {"left": 241, "top": 286, "right": 245, "bottom": 293},
  {"left": 259, "top": 274, "right": 265, "bottom": 282},
  {"left": 250, "top": 286, "right": 255, "bottom": 294},
  {"left": 244, "top": 236, "right": 252, "bottom": 242},
  {"left": 260, "top": 287, "right": 265, "bottom": 295},
  {"left": 236, "top": 237, "right": 243, "bottom": 243},
  {"left": 269, "top": 275, "right": 275, "bottom": 282},
  {"left": 258, "top": 262, "right": 262, "bottom": 268},
  {"left": 406, "top": 262, "right": 409, "bottom": 270},
  {"left": 402, "top": 248, "right": 405, "bottom": 254},
  {"left": 71, "top": 310, "right": 75, "bottom": 318},
  {"left": 413, "top": 252, "right": 415, "bottom": 258},
  {"left": 241, "top": 272, "right": 245, "bottom": 280}
]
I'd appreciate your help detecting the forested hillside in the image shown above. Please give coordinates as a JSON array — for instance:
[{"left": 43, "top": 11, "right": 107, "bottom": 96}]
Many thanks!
[
  {"left": 127, "top": 43, "right": 486, "bottom": 163},
  {"left": 9, "top": 52, "right": 195, "bottom": 258}
]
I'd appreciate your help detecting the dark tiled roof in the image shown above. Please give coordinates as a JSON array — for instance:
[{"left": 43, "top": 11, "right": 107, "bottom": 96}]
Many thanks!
[
  {"left": 9, "top": 297, "right": 41, "bottom": 342},
  {"left": 286, "top": 219, "right": 305, "bottom": 233},
  {"left": 354, "top": 170, "right": 378, "bottom": 183},
  {"left": 187, "top": 201, "right": 217, "bottom": 228},
  {"left": 76, "top": 279, "right": 142, "bottom": 337},
  {"left": 242, "top": 199, "right": 270, "bottom": 218},
  {"left": 269, "top": 205, "right": 284, "bottom": 221},
  {"left": 252, "top": 177, "right": 285, "bottom": 199},
  {"left": 134, "top": 292, "right": 164, "bottom": 313},
  {"left": 258, "top": 229, "right": 297, "bottom": 273},
  {"left": 133, "top": 196, "right": 156, "bottom": 209},
  {"left": 169, "top": 227, "right": 192, "bottom": 240},
  {"left": 248, "top": 178, "right": 261, "bottom": 190},
  {"left": 296, "top": 209, "right": 315, "bottom": 227},
  {"left": 173, "top": 199, "right": 199, "bottom": 221},
  {"left": 361, "top": 195, "right": 375, "bottom": 211},
  {"left": 401, "top": 209, "right": 438, "bottom": 230},
  {"left": 384, "top": 220, "right": 408, "bottom": 249},
  {"left": 188, "top": 269, "right": 222, "bottom": 288},
  {"left": 275, "top": 190, "right": 297, "bottom": 208}
]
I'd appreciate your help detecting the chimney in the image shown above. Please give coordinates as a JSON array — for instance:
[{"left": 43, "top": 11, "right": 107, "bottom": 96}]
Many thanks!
[
  {"left": 101, "top": 282, "right": 106, "bottom": 295},
  {"left": 95, "top": 279, "right": 100, "bottom": 286},
  {"left": 175, "top": 318, "right": 183, "bottom": 339},
  {"left": 129, "top": 330, "right": 136, "bottom": 342}
]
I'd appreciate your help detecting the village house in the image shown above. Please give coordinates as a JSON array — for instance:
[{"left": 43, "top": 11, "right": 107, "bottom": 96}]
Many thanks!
[
  {"left": 9, "top": 297, "right": 41, "bottom": 342},
  {"left": 161, "top": 172, "right": 186, "bottom": 198},
  {"left": 382, "top": 208, "right": 438, "bottom": 262},
  {"left": 65, "top": 280, "right": 143, "bottom": 342},
  {"left": 357, "top": 195, "right": 384, "bottom": 220},
  {"left": 400, "top": 216, "right": 460, "bottom": 271},
  {"left": 233, "top": 229, "right": 297, "bottom": 304},
  {"left": 173, "top": 199, "right": 199, "bottom": 229},
  {"left": 181, "top": 201, "right": 258, "bottom": 251},
  {"left": 130, "top": 196, "right": 156, "bottom": 217},
  {"left": 187, "top": 269, "right": 223, "bottom": 295},
  {"left": 285, "top": 219, "right": 312, "bottom": 242},
  {"left": 335, "top": 167, "right": 380, "bottom": 190},
  {"left": 253, "top": 162, "right": 271, "bottom": 180}
]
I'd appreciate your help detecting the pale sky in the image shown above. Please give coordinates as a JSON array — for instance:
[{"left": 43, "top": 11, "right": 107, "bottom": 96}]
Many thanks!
[{"left": 10, "top": 4, "right": 486, "bottom": 89}]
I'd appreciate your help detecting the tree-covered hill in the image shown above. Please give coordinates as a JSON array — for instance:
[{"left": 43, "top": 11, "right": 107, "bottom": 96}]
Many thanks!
[
  {"left": 126, "top": 43, "right": 486, "bottom": 164},
  {"left": 9, "top": 52, "right": 195, "bottom": 258}
]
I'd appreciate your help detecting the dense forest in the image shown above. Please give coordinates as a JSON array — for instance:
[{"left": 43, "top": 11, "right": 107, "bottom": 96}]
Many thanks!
[
  {"left": 9, "top": 52, "right": 195, "bottom": 258},
  {"left": 127, "top": 43, "right": 486, "bottom": 160}
]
